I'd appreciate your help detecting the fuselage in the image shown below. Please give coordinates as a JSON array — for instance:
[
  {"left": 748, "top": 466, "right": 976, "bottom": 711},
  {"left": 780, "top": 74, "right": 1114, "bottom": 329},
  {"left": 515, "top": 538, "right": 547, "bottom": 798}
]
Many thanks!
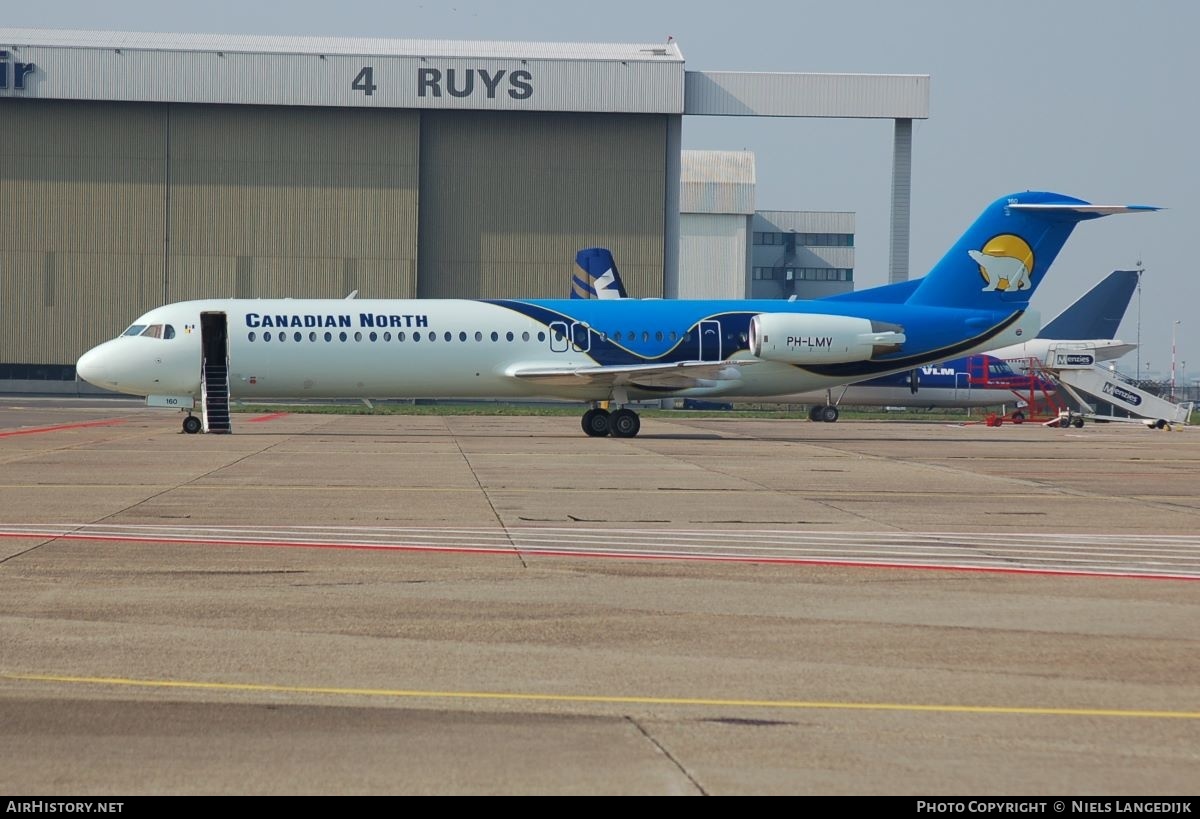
[
  {"left": 748, "top": 355, "right": 1057, "bottom": 409},
  {"left": 76, "top": 297, "right": 1037, "bottom": 402}
]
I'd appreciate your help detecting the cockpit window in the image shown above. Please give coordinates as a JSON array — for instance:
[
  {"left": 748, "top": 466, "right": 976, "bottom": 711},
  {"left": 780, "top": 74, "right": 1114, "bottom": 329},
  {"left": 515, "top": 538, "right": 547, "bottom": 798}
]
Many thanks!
[
  {"left": 137, "top": 324, "right": 176, "bottom": 340},
  {"left": 122, "top": 324, "right": 148, "bottom": 337}
]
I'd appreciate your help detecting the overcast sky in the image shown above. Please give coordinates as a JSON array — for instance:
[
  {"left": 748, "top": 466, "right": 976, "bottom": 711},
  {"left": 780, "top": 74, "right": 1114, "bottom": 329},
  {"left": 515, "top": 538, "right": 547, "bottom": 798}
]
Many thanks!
[{"left": 9, "top": 0, "right": 1198, "bottom": 379}]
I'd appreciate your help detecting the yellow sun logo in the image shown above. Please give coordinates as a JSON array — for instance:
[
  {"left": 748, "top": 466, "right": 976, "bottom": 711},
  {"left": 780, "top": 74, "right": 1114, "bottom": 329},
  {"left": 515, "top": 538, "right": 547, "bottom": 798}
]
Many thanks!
[{"left": 973, "top": 235, "right": 1035, "bottom": 292}]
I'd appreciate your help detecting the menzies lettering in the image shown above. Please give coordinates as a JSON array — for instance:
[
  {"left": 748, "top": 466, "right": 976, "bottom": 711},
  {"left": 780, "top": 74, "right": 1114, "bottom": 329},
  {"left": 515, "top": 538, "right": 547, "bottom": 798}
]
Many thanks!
[{"left": 417, "top": 68, "right": 533, "bottom": 100}]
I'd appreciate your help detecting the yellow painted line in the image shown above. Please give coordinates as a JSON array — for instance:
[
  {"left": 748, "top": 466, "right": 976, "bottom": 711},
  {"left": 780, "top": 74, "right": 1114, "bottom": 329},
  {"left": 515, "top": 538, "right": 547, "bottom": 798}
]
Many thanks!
[{"left": 4, "top": 673, "right": 1197, "bottom": 719}]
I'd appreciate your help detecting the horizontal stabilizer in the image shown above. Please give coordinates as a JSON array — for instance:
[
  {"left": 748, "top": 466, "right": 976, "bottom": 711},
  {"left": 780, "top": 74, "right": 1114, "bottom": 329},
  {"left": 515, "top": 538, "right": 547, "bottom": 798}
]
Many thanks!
[{"left": 1007, "top": 203, "right": 1161, "bottom": 216}]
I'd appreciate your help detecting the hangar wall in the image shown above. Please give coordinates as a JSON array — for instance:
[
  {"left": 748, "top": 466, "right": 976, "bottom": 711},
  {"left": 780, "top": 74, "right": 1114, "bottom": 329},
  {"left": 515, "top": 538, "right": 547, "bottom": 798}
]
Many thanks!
[
  {"left": 0, "top": 99, "right": 167, "bottom": 367},
  {"left": 165, "top": 104, "right": 420, "bottom": 304},
  {"left": 417, "top": 111, "right": 666, "bottom": 300},
  {"left": 2, "top": 102, "right": 665, "bottom": 368}
]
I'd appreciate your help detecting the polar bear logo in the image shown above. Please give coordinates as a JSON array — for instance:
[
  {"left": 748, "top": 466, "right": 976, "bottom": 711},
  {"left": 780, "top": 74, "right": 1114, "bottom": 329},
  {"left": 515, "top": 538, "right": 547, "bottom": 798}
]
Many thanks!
[{"left": 970, "top": 249, "right": 1031, "bottom": 292}]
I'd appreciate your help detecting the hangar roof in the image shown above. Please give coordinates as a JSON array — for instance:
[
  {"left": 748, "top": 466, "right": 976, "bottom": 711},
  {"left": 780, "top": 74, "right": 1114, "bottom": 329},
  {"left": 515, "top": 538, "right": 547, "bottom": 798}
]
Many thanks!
[{"left": 0, "top": 28, "right": 684, "bottom": 63}]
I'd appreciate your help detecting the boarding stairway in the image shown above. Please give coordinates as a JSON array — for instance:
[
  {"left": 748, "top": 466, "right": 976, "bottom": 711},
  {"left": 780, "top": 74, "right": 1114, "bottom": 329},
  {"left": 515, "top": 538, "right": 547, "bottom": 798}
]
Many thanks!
[
  {"left": 201, "top": 356, "right": 233, "bottom": 434},
  {"left": 1022, "top": 345, "right": 1194, "bottom": 428}
]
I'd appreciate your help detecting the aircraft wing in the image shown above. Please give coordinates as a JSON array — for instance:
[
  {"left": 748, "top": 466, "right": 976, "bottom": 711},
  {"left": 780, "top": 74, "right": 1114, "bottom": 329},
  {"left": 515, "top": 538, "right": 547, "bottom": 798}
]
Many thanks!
[{"left": 508, "top": 359, "right": 759, "bottom": 389}]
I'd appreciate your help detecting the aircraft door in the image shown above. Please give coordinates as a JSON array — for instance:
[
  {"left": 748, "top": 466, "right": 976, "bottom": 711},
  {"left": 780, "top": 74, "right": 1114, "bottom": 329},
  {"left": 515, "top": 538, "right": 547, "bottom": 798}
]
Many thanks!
[
  {"left": 955, "top": 372, "right": 972, "bottom": 401},
  {"left": 570, "top": 322, "right": 591, "bottom": 353},
  {"left": 200, "top": 312, "right": 229, "bottom": 367},
  {"left": 699, "top": 320, "right": 722, "bottom": 362},
  {"left": 549, "top": 321, "right": 569, "bottom": 353}
]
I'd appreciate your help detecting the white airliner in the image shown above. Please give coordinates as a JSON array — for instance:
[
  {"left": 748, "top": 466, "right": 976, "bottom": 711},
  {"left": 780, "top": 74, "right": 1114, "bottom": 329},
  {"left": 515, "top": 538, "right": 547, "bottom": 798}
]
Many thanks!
[{"left": 75, "top": 192, "right": 1155, "bottom": 437}]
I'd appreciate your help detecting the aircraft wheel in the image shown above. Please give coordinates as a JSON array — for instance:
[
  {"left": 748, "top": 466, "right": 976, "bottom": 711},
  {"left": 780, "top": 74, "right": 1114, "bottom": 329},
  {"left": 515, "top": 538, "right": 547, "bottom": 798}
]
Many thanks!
[
  {"left": 819, "top": 405, "right": 840, "bottom": 423},
  {"left": 1059, "top": 417, "right": 1071, "bottom": 428},
  {"left": 1072, "top": 418, "right": 1085, "bottom": 428},
  {"left": 610, "top": 408, "right": 641, "bottom": 438},
  {"left": 1011, "top": 411, "right": 1025, "bottom": 424},
  {"left": 581, "top": 408, "right": 611, "bottom": 437},
  {"left": 807, "top": 406, "right": 821, "bottom": 422},
  {"left": 182, "top": 415, "right": 202, "bottom": 435},
  {"left": 1155, "top": 418, "right": 1167, "bottom": 430}
]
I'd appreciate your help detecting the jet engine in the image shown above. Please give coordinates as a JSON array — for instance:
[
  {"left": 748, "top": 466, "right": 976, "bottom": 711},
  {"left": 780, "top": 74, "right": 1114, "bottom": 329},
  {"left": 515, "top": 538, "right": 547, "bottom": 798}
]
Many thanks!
[{"left": 748, "top": 314, "right": 906, "bottom": 365}]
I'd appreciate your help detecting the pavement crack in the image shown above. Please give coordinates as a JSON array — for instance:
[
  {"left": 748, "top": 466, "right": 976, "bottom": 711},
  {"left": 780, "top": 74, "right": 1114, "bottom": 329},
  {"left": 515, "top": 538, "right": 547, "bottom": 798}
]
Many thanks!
[
  {"left": 447, "top": 418, "right": 527, "bottom": 569},
  {"left": 625, "top": 715, "right": 707, "bottom": 796}
]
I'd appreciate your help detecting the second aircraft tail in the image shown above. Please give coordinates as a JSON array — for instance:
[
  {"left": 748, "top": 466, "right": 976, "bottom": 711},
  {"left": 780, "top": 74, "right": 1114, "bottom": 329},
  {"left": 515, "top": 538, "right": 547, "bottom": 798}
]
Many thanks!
[{"left": 572, "top": 248, "right": 629, "bottom": 300}]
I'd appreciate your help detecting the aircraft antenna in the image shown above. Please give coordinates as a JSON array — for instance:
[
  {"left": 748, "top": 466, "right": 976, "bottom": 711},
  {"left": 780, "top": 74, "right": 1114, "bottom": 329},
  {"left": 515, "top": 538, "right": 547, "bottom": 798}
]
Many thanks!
[{"left": 1135, "top": 259, "right": 1143, "bottom": 382}]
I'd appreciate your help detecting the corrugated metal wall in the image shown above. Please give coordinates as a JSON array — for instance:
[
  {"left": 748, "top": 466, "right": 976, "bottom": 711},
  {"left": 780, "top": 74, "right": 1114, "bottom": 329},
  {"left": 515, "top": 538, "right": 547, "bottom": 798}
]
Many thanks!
[
  {"left": 679, "top": 213, "right": 749, "bottom": 299},
  {"left": 2, "top": 101, "right": 666, "bottom": 367},
  {"left": 0, "top": 99, "right": 167, "bottom": 364},
  {"left": 417, "top": 111, "right": 666, "bottom": 299},
  {"left": 167, "top": 104, "right": 419, "bottom": 302}
]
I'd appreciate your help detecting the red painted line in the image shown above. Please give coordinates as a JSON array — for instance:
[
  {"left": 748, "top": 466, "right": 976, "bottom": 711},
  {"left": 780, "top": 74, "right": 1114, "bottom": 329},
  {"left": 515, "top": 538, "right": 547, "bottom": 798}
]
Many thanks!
[
  {"left": 245, "top": 412, "right": 289, "bottom": 423},
  {"left": 0, "top": 531, "right": 1195, "bottom": 582},
  {"left": 0, "top": 419, "right": 127, "bottom": 439}
]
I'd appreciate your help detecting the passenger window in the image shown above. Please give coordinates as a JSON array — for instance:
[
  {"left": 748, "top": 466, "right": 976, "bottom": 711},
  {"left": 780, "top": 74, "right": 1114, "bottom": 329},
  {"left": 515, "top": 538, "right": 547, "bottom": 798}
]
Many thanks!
[
  {"left": 248, "top": 332, "right": 257, "bottom": 342},
  {"left": 383, "top": 332, "right": 391, "bottom": 342},
  {"left": 655, "top": 331, "right": 663, "bottom": 342},
  {"left": 413, "top": 333, "right": 421, "bottom": 342},
  {"left": 354, "top": 331, "right": 362, "bottom": 342},
  {"left": 369, "top": 331, "right": 378, "bottom": 342},
  {"left": 669, "top": 331, "right": 677, "bottom": 342},
  {"left": 490, "top": 332, "right": 499, "bottom": 342},
  {"left": 642, "top": 331, "right": 650, "bottom": 342},
  {"left": 324, "top": 331, "right": 332, "bottom": 342},
  {"left": 506, "top": 331, "right": 514, "bottom": 342},
  {"left": 459, "top": 331, "right": 468, "bottom": 342},
  {"left": 614, "top": 331, "right": 622, "bottom": 342},
  {"left": 338, "top": 331, "right": 347, "bottom": 342},
  {"left": 309, "top": 331, "right": 317, "bottom": 342},
  {"left": 522, "top": 331, "right": 530, "bottom": 342},
  {"left": 264, "top": 331, "right": 273, "bottom": 342},
  {"left": 397, "top": 332, "right": 406, "bottom": 342},
  {"left": 445, "top": 331, "right": 452, "bottom": 342},
  {"left": 475, "top": 331, "right": 483, "bottom": 342},
  {"left": 537, "top": 331, "right": 546, "bottom": 342},
  {"left": 294, "top": 332, "right": 302, "bottom": 342}
]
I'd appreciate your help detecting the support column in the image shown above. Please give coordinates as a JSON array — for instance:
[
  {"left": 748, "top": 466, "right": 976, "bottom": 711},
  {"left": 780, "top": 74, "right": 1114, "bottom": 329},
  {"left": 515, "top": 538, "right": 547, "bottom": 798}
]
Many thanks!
[
  {"left": 663, "top": 114, "right": 682, "bottom": 298},
  {"left": 889, "top": 117, "right": 912, "bottom": 284}
]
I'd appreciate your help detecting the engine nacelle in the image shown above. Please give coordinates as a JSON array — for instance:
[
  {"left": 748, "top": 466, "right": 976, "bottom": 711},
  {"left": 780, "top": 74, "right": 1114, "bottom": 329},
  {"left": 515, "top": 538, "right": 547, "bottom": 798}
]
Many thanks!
[{"left": 748, "top": 313, "right": 906, "bottom": 365}]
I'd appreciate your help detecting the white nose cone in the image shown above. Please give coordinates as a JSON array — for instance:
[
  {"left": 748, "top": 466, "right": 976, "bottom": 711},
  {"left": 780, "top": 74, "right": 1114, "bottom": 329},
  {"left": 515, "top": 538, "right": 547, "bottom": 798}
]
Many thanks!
[{"left": 75, "top": 345, "right": 112, "bottom": 388}]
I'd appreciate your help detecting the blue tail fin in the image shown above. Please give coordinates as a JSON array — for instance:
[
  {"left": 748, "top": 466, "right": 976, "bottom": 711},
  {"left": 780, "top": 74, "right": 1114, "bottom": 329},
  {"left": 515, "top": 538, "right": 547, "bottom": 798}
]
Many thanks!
[
  {"left": 905, "top": 192, "right": 1157, "bottom": 309},
  {"left": 1036, "top": 269, "right": 1140, "bottom": 340},
  {"left": 572, "top": 247, "right": 629, "bottom": 299}
]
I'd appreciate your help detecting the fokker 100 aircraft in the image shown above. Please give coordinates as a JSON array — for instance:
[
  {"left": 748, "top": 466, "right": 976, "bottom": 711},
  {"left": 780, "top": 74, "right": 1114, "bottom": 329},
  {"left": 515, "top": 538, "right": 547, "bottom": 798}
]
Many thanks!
[
  {"left": 572, "top": 248, "right": 1141, "bottom": 421},
  {"left": 75, "top": 191, "right": 1155, "bottom": 437}
]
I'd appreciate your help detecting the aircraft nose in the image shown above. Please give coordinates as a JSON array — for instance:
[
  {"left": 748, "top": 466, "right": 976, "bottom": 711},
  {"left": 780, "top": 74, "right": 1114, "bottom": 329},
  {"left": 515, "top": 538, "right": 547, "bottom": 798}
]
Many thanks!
[{"left": 75, "top": 345, "right": 112, "bottom": 388}]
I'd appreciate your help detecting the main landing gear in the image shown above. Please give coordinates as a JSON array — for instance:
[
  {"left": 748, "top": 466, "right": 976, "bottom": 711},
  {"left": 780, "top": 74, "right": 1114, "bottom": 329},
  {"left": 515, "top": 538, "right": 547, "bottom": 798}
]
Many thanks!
[
  {"left": 581, "top": 405, "right": 642, "bottom": 438},
  {"left": 808, "top": 404, "right": 839, "bottom": 423}
]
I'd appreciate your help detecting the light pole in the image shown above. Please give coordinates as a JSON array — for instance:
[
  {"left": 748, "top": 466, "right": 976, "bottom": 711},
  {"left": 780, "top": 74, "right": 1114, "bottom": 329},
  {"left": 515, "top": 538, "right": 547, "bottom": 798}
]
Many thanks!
[{"left": 1171, "top": 320, "right": 1181, "bottom": 401}]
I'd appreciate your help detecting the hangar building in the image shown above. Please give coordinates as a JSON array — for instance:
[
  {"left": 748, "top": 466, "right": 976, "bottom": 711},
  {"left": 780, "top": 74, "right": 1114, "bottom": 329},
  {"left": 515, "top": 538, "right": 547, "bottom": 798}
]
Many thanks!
[{"left": 0, "top": 28, "right": 927, "bottom": 389}]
